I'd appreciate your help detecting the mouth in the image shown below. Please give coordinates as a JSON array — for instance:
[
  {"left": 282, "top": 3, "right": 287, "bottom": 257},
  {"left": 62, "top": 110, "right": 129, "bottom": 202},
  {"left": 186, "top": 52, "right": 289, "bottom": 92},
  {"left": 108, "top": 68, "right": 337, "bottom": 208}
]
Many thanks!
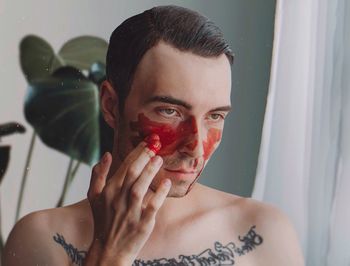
[{"left": 164, "top": 168, "right": 198, "bottom": 174}]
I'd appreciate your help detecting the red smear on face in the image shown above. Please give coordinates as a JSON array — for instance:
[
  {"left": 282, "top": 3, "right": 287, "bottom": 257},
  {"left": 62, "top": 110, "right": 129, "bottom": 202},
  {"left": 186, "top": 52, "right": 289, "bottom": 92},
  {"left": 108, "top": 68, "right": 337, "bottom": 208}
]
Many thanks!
[
  {"left": 130, "top": 113, "right": 222, "bottom": 161},
  {"left": 203, "top": 128, "right": 222, "bottom": 160},
  {"left": 130, "top": 113, "right": 199, "bottom": 156},
  {"left": 130, "top": 113, "right": 222, "bottom": 195}
]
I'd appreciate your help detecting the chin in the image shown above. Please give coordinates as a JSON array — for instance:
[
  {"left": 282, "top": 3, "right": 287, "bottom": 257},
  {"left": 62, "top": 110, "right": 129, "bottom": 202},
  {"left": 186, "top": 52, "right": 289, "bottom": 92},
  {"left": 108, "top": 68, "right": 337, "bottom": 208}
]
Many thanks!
[
  {"left": 149, "top": 171, "right": 199, "bottom": 198},
  {"left": 149, "top": 182, "right": 192, "bottom": 198},
  {"left": 167, "top": 186, "right": 193, "bottom": 198}
]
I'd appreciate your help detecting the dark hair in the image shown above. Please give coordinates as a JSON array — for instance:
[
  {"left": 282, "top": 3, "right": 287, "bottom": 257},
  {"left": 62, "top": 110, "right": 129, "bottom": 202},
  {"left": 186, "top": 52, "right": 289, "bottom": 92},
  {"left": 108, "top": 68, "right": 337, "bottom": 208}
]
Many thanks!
[{"left": 106, "top": 5, "right": 234, "bottom": 113}]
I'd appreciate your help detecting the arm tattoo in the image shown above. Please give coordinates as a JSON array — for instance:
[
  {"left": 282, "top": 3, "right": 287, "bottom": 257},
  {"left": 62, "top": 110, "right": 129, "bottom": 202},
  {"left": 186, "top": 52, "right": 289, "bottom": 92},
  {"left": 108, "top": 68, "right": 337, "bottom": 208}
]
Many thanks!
[
  {"left": 133, "top": 225, "right": 263, "bottom": 265},
  {"left": 52, "top": 225, "right": 263, "bottom": 266},
  {"left": 53, "top": 233, "right": 87, "bottom": 266}
]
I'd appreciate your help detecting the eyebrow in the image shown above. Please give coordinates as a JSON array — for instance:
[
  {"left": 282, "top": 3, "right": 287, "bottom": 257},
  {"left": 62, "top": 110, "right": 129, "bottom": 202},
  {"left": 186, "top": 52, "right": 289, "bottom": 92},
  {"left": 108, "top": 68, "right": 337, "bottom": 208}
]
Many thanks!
[
  {"left": 146, "top": 96, "right": 191, "bottom": 109},
  {"left": 145, "top": 95, "right": 232, "bottom": 113},
  {"left": 210, "top": 106, "right": 232, "bottom": 112}
]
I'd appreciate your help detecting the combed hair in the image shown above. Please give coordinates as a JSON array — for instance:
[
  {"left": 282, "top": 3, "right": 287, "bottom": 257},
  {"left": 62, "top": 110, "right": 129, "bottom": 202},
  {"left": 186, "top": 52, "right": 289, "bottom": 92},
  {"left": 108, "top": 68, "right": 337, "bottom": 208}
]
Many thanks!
[{"left": 106, "top": 5, "right": 234, "bottom": 113}]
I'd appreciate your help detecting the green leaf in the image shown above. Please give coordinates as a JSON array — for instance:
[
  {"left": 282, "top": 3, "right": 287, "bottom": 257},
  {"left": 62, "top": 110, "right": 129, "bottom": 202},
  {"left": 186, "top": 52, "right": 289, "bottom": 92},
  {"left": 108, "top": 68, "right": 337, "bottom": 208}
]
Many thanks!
[
  {"left": 19, "top": 35, "right": 62, "bottom": 82},
  {"left": 58, "top": 36, "right": 108, "bottom": 70},
  {"left": 24, "top": 67, "right": 100, "bottom": 165}
]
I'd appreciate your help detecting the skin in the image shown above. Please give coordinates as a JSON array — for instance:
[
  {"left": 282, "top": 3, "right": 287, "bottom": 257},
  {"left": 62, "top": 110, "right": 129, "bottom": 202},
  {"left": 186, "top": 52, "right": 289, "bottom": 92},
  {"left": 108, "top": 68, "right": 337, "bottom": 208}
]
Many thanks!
[
  {"left": 129, "top": 113, "right": 221, "bottom": 195},
  {"left": 103, "top": 40, "right": 232, "bottom": 199},
  {"left": 2, "top": 41, "right": 305, "bottom": 266}
]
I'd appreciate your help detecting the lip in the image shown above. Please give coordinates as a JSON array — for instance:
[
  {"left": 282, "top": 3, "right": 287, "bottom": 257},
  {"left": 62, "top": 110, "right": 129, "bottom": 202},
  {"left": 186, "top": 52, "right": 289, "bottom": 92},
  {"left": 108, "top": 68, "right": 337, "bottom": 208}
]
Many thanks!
[{"left": 165, "top": 168, "right": 197, "bottom": 174}]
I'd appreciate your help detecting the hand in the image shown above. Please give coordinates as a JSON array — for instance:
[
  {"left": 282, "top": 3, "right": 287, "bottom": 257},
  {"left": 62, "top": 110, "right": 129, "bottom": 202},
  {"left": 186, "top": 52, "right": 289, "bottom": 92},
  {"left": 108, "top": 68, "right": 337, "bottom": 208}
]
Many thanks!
[{"left": 84, "top": 136, "right": 172, "bottom": 266}]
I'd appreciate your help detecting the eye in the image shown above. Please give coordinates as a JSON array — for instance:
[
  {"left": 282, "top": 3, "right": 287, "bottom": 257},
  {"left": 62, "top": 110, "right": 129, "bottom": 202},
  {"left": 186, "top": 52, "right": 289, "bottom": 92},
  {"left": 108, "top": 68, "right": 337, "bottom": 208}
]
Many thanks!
[
  {"left": 208, "top": 113, "right": 225, "bottom": 121},
  {"left": 157, "top": 108, "right": 180, "bottom": 117}
]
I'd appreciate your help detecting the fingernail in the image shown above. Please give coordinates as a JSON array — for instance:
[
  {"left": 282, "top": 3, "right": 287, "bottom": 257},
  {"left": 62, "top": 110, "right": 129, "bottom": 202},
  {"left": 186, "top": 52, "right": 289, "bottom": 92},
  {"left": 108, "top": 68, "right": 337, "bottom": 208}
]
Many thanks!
[
  {"left": 163, "top": 179, "right": 172, "bottom": 187},
  {"left": 102, "top": 153, "right": 108, "bottom": 163},
  {"left": 148, "top": 141, "right": 161, "bottom": 154},
  {"left": 152, "top": 155, "right": 163, "bottom": 165}
]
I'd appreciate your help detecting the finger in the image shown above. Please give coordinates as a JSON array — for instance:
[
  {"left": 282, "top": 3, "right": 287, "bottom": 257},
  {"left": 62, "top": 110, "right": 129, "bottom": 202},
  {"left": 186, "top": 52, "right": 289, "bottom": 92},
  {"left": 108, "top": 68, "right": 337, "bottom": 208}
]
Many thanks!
[
  {"left": 106, "top": 141, "right": 147, "bottom": 188},
  {"left": 128, "top": 155, "right": 163, "bottom": 215},
  {"left": 141, "top": 179, "right": 172, "bottom": 223},
  {"left": 87, "top": 152, "right": 111, "bottom": 201},
  {"left": 118, "top": 133, "right": 161, "bottom": 180},
  {"left": 121, "top": 144, "right": 159, "bottom": 191}
]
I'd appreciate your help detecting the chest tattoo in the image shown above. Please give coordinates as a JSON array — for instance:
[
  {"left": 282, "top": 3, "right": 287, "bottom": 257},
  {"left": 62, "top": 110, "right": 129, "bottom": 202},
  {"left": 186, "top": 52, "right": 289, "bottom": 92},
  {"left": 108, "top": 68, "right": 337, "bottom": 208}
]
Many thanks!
[
  {"left": 53, "top": 233, "right": 87, "bottom": 266},
  {"left": 133, "top": 225, "right": 263, "bottom": 265},
  {"left": 53, "top": 225, "right": 263, "bottom": 266}
]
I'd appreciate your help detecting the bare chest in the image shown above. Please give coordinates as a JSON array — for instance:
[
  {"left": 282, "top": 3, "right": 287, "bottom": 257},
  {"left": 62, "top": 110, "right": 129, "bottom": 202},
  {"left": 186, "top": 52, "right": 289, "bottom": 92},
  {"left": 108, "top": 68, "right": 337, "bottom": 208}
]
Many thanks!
[
  {"left": 134, "top": 216, "right": 264, "bottom": 265},
  {"left": 56, "top": 214, "right": 263, "bottom": 266}
]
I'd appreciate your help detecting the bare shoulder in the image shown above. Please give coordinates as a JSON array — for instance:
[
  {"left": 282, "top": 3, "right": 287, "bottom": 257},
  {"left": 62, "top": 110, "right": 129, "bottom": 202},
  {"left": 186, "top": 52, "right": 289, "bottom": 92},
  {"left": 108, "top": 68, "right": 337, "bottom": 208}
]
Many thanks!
[
  {"left": 2, "top": 201, "right": 90, "bottom": 266},
  {"left": 243, "top": 198, "right": 305, "bottom": 266},
  {"left": 2, "top": 208, "right": 69, "bottom": 266},
  {"left": 196, "top": 185, "right": 305, "bottom": 265}
]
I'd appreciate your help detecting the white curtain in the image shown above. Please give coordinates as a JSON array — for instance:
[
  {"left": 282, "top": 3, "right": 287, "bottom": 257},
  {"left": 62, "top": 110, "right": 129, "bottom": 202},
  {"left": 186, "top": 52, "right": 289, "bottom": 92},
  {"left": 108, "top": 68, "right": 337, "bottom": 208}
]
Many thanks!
[{"left": 252, "top": 0, "right": 350, "bottom": 265}]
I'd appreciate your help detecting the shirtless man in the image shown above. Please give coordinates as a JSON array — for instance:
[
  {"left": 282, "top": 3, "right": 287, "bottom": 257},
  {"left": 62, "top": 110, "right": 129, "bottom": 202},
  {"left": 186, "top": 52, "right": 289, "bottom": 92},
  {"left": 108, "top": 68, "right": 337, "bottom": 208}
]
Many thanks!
[{"left": 3, "top": 5, "right": 305, "bottom": 266}]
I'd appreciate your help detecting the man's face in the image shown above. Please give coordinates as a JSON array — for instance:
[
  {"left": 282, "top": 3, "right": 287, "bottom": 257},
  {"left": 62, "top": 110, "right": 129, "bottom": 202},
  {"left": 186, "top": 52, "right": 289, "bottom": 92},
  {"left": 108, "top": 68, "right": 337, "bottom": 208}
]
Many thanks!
[{"left": 116, "top": 41, "right": 231, "bottom": 197}]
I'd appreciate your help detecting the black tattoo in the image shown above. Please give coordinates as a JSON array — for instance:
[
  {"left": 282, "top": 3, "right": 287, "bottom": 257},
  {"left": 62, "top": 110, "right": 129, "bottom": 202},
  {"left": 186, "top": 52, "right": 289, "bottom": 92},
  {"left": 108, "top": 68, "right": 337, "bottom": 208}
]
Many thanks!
[
  {"left": 234, "top": 225, "right": 263, "bottom": 256},
  {"left": 52, "top": 226, "right": 262, "bottom": 266},
  {"left": 133, "top": 225, "right": 263, "bottom": 265},
  {"left": 53, "top": 233, "right": 87, "bottom": 266}
]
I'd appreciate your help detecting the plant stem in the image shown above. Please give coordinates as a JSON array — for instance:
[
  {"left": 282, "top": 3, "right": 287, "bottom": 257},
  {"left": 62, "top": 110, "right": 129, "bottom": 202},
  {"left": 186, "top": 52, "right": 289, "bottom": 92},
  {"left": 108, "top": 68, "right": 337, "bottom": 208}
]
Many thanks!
[
  {"left": 15, "top": 131, "right": 36, "bottom": 222},
  {"left": 69, "top": 160, "right": 81, "bottom": 184},
  {"left": 0, "top": 236, "right": 3, "bottom": 262},
  {"left": 56, "top": 158, "right": 74, "bottom": 208},
  {"left": 0, "top": 190, "right": 3, "bottom": 257}
]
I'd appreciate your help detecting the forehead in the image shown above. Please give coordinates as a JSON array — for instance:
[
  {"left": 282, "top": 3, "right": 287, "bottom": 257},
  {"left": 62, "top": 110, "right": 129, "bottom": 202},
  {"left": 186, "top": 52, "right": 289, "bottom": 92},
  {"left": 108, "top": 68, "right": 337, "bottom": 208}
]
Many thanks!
[{"left": 127, "top": 41, "right": 232, "bottom": 110}]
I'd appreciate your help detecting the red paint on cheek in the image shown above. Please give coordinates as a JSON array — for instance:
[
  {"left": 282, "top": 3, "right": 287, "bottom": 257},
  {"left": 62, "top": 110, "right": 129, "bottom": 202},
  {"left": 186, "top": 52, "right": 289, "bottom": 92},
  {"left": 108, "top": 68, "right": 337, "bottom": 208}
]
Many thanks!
[
  {"left": 130, "top": 113, "right": 198, "bottom": 156},
  {"left": 203, "top": 128, "right": 222, "bottom": 160}
]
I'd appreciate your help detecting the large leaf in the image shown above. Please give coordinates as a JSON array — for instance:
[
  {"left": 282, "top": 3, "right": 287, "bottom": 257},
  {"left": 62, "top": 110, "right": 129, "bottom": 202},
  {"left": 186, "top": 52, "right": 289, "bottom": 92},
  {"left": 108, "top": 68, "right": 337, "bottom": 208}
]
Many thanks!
[
  {"left": 58, "top": 36, "right": 108, "bottom": 70},
  {"left": 20, "top": 35, "right": 108, "bottom": 83},
  {"left": 87, "top": 62, "right": 114, "bottom": 156},
  {"left": 19, "top": 35, "right": 62, "bottom": 82},
  {"left": 24, "top": 67, "right": 100, "bottom": 165}
]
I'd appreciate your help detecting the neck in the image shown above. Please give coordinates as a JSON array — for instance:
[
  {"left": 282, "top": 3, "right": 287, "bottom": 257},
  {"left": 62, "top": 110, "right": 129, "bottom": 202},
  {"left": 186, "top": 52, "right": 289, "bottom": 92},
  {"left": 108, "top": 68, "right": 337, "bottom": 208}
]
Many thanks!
[{"left": 144, "top": 183, "right": 202, "bottom": 232}]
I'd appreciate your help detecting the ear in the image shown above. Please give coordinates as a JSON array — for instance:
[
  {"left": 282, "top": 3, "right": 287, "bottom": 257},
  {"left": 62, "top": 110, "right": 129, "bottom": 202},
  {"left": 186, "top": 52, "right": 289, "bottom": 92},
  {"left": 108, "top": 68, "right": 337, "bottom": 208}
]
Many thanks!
[{"left": 100, "top": 80, "right": 119, "bottom": 129}]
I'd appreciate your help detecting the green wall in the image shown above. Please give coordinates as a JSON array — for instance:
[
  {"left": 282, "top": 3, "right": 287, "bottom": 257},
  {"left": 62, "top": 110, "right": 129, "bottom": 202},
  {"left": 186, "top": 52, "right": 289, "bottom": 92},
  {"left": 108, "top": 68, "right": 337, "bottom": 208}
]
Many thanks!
[{"left": 192, "top": 1, "right": 277, "bottom": 196}]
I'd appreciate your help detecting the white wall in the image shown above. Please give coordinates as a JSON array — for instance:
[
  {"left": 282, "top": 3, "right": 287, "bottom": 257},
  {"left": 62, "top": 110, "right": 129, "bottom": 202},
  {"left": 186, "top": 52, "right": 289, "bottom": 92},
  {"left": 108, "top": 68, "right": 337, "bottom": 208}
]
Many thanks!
[{"left": 0, "top": 0, "right": 275, "bottom": 240}]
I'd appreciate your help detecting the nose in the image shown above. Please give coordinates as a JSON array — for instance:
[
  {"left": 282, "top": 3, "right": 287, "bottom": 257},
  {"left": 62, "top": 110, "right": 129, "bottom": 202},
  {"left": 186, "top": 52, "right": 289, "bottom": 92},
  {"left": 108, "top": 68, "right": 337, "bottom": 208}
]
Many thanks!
[{"left": 179, "top": 116, "right": 204, "bottom": 158}]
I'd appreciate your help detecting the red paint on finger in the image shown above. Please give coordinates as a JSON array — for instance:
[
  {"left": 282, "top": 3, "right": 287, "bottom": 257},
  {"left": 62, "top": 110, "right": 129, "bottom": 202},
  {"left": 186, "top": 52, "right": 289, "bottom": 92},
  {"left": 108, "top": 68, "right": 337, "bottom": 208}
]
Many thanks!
[{"left": 144, "top": 133, "right": 162, "bottom": 154}]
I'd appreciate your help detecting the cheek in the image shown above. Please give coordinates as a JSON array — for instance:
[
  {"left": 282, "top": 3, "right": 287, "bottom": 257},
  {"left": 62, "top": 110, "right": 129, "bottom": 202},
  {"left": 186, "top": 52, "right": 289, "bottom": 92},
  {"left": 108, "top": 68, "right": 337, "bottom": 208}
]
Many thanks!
[
  {"left": 130, "top": 113, "right": 221, "bottom": 159},
  {"left": 203, "top": 128, "right": 222, "bottom": 160},
  {"left": 129, "top": 113, "right": 194, "bottom": 155}
]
